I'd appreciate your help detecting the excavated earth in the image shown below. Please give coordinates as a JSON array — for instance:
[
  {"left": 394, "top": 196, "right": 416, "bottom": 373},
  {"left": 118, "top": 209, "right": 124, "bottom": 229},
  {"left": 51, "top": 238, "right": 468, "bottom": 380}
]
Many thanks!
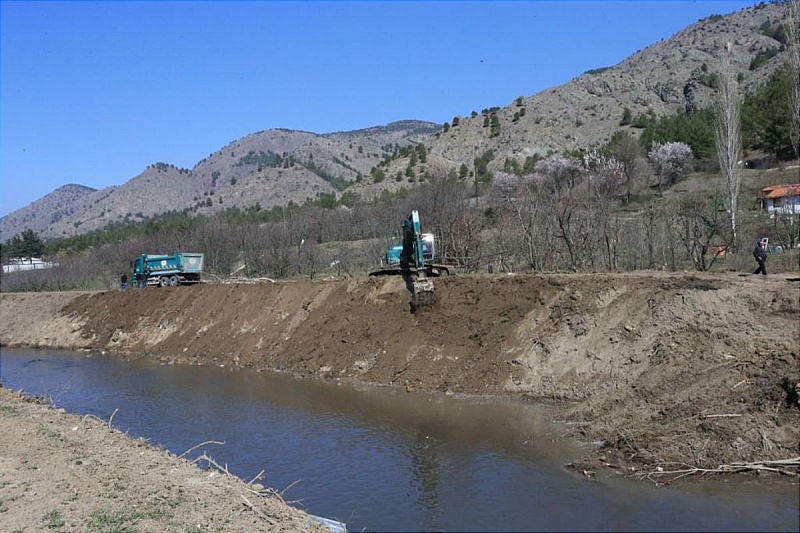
[{"left": 1, "top": 271, "right": 799, "bottom": 528}]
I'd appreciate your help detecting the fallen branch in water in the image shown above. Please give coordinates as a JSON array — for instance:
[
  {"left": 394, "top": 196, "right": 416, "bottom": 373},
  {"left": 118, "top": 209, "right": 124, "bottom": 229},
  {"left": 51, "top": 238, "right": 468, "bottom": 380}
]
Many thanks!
[
  {"left": 82, "top": 408, "right": 120, "bottom": 430},
  {"left": 107, "top": 408, "right": 119, "bottom": 429},
  {"left": 280, "top": 479, "right": 302, "bottom": 502},
  {"left": 248, "top": 469, "right": 265, "bottom": 485},
  {"left": 178, "top": 440, "right": 225, "bottom": 459},
  {"left": 190, "top": 451, "right": 231, "bottom": 475},
  {"left": 639, "top": 457, "right": 800, "bottom": 484},
  {"left": 191, "top": 451, "right": 295, "bottom": 508}
]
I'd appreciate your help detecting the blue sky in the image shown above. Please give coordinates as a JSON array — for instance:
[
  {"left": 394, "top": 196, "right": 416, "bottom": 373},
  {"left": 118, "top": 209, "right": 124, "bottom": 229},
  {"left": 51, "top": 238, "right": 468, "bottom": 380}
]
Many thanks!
[{"left": 0, "top": 0, "right": 756, "bottom": 218}]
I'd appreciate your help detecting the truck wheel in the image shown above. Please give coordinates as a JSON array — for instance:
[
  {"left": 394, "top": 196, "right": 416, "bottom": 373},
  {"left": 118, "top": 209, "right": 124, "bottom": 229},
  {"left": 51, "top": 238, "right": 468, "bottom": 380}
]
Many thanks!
[
  {"left": 169, "top": 275, "right": 179, "bottom": 287},
  {"left": 159, "top": 276, "right": 170, "bottom": 288}
]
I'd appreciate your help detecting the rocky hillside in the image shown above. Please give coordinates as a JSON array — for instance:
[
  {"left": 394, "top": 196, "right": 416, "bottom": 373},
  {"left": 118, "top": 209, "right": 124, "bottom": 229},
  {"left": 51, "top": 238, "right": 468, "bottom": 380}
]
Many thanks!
[
  {"left": 1, "top": 1, "right": 794, "bottom": 240},
  {"left": 0, "top": 121, "right": 439, "bottom": 240},
  {"left": 359, "top": 1, "right": 792, "bottom": 198},
  {"left": 0, "top": 184, "right": 100, "bottom": 239}
]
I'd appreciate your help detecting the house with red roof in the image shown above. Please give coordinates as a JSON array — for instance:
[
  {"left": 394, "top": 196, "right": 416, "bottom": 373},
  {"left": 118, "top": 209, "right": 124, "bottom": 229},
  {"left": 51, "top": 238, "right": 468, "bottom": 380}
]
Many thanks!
[{"left": 760, "top": 183, "right": 800, "bottom": 217}]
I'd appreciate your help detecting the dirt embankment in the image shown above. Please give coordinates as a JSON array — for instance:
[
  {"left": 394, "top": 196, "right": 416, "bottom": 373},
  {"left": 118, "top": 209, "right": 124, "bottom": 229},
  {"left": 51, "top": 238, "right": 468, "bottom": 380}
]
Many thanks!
[{"left": 2, "top": 271, "right": 799, "bottom": 476}]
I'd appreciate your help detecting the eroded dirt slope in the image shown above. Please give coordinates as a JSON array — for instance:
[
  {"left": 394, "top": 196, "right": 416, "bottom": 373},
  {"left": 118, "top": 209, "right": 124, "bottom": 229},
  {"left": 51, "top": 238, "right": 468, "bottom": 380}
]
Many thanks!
[{"left": 1, "top": 271, "right": 798, "bottom": 473}]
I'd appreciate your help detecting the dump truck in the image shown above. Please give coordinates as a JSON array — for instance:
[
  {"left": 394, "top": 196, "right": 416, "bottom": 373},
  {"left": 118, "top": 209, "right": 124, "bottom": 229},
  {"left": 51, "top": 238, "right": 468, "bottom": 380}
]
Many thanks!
[{"left": 131, "top": 253, "right": 204, "bottom": 288}]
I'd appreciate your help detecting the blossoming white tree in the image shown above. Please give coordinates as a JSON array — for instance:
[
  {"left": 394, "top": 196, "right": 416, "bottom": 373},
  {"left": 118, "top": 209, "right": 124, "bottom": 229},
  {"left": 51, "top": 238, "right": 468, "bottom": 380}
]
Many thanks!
[
  {"left": 647, "top": 142, "right": 694, "bottom": 193},
  {"left": 537, "top": 155, "right": 583, "bottom": 191}
]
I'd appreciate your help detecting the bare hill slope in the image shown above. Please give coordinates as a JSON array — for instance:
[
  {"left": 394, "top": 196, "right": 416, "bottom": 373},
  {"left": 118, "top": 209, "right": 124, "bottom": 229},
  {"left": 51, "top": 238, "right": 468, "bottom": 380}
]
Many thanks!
[
  {"left": 1, "top": 121, "right": 439, "bottom": 239},
  {"left": 354, "top": 1, "right": 794, "bottom": 197}
]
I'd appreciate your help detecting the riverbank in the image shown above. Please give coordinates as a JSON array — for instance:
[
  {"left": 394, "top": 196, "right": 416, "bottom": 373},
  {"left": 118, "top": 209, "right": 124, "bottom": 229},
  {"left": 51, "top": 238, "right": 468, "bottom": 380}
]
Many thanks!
[
  {"left": 1, "top": 271, "right": 798, "bottom": 481},
  {"left": 0, "top": 385, "right": 327, "bottom": 532}
]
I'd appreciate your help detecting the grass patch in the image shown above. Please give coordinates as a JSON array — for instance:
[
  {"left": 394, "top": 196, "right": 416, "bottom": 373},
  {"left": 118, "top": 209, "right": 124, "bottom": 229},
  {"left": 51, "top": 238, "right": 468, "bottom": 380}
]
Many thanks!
[
  {"left": 43, "top": 509, "right": 66, "bottom": 529},
  {"left": 0, "top": 405, "right": 20, "bottom": 416},
  {"left": 86, "top": 508, "right": 173, "bottom": 532},
  {"left": 38, "top": 428, "right": 65, "bottom": 442}
]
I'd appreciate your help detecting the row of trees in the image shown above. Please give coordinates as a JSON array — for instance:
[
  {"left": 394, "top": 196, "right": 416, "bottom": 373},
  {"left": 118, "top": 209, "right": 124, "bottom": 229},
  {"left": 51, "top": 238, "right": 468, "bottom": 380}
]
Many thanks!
[
  {"left": 2, "top": 144, "right": 795, "bottom": 293},
  {"left": 2, "top": 230, "right": 45, "bottom": 261}
]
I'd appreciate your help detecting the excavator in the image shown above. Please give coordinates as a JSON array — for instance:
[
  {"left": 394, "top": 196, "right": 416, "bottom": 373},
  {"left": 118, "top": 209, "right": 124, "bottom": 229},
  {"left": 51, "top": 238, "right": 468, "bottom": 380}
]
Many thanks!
[{"left": 369, "top": 210, "right": 450, "bottom": 308}]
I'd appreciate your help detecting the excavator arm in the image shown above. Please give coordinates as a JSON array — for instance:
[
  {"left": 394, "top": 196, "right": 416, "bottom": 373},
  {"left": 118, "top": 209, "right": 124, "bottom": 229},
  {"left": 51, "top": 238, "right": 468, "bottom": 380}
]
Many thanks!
[
  {"left": 401, "top": 211, "right": 435, "bottom": 308},
  {"left": 399, "top": 211, "right": 425, "bottom": 269}
]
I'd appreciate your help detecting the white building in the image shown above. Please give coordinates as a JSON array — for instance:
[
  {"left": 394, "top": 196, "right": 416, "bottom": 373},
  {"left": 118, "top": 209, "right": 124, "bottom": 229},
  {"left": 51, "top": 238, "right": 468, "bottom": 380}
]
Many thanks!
[
  {"left": 2, "top": 257, "right": 58, "bottom": 273},
  {"left": 760, "top": 183, "right": 800, "bottom": 217}
]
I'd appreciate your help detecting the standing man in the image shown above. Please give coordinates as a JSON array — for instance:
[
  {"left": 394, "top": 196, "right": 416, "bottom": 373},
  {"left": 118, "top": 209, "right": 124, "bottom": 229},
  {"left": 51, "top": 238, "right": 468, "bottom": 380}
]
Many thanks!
[{"left": 753, "top": 237, "right": 768, "bottom": 275}]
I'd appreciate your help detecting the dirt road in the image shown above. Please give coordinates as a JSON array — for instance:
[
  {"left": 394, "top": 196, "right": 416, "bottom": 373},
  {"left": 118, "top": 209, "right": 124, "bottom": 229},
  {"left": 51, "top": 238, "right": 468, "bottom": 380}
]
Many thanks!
[{"left": 1, "top": 270, "right": 798, "bottom": 523}]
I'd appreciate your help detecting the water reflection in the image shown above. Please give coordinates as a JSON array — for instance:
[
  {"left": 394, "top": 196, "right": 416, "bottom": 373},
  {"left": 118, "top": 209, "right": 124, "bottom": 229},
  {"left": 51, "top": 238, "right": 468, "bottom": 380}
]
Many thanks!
[{"left": 1, "top": 347, "right": 797, "bottom": 532}]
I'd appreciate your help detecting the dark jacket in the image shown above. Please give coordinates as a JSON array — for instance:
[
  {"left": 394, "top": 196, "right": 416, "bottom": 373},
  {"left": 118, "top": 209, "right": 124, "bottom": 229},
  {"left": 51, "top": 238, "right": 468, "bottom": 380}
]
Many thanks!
[{"left": 753, "top": 239, "right": 768, "bottom": 260}]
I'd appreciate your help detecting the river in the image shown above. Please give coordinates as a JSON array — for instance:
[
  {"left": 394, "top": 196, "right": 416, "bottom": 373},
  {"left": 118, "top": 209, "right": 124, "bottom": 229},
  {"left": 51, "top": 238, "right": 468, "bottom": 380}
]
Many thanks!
[{"left": 1, "top": 348, "right": 797, "bottom": 532}]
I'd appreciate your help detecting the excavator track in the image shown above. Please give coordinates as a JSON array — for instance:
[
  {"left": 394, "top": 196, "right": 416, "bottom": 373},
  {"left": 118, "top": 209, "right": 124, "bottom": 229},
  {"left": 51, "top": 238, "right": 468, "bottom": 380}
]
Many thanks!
[{"left": 368, "top": 265, "right": 450, "bottom": 277}]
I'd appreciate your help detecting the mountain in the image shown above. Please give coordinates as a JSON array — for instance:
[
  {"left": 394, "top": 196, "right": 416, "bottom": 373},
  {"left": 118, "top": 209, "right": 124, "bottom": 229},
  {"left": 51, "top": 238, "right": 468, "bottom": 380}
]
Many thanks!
[
  {"left": 0, "top": 184, "right": 101, "bottom": 239},
  {"left": 1, "top": 121, "right": 440, "bottom": 240},
  {"left": 0, "top": 1, "right": 793, "bottom": 241}
]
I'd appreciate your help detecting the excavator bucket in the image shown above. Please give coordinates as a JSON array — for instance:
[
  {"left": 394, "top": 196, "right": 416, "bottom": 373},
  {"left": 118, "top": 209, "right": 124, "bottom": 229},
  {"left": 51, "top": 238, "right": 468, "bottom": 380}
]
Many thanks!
[{"left": 412, "top": 278, "right": 435, "bottom": 309}]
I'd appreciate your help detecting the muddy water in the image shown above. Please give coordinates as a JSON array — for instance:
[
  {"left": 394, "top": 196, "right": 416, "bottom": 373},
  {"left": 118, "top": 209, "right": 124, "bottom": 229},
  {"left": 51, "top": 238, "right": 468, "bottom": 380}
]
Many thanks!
[{"left": 1, "top": 348, "right": 797, "bottom": 533}]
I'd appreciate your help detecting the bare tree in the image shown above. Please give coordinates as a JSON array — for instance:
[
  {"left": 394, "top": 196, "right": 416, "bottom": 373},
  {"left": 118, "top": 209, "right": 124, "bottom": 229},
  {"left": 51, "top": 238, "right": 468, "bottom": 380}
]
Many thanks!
[
  {"left": 554, "top": 193, "right": 601, "bottom": 272},
  {"left": 714, "top": 41, "right": 743, "bottom": 248},
  {"left": 508, "top": 177, "right": 551, "bottom": 271},
  {"left": 610, "top": 131, "right": 643, "bottom": 204},
  {"left": 677, "top": 196, "right": 728, "bottom": 272},
  {"left": 191, "top": 217, "right": 238, "bottom": 276},
  {"left": 580, "top": 151, "right": 627, "bottom": 270},
  {"left": 786, "top": 0, "right": 800, "bottom": 161},
  {"left": 641, "top": 203, "right": 663, "bottom": 269},
  {"left": 440, "top": 209, "right": 483, "bottom": 272},
  {"left": 298, "top": 238, "right": 322, "bottom": 279},
  {"left": 238, "top": 223, "right": 274, "bottom": 276},
  {"left": 415, "top": 169, "right": 474, "bottom": 268}
]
